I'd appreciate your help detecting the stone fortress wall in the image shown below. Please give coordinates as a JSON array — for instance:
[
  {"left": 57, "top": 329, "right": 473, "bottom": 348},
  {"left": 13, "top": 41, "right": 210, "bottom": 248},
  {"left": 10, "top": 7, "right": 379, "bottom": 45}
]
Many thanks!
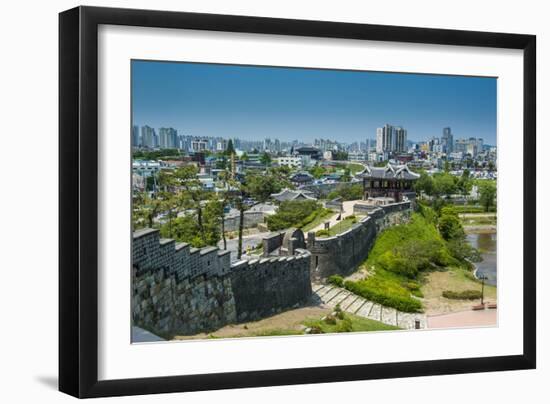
[
  {"left": 132, "top": 201, "right": 412, "bottom": 337},
  {"left": 307, "top": 201, "right": 412, "bottom": 281},
  {"left": 223, "top": 210, "right": 265, "bottom": 232},
  {"left": 132, "top": 228, "right": 311, "bottom": 338}
]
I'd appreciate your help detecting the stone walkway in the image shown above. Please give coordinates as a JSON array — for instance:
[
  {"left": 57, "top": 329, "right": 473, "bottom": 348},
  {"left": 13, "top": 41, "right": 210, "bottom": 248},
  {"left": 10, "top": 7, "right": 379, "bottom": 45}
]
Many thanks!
[
  {"left": 309, "top": 200, "right": 361, "bottom": 233},
  {"left": 312, "top": 283, "right": 427, "bottom": 330}
]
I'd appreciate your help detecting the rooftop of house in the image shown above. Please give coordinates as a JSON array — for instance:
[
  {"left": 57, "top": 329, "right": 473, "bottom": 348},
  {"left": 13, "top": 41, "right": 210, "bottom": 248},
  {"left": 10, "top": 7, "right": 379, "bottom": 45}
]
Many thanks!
[
  {"left": 270, "top": 188, "right": 317, "bottom": 202},
  {"left": 357, "top": 163, "right": 420, "bottom": 181}
]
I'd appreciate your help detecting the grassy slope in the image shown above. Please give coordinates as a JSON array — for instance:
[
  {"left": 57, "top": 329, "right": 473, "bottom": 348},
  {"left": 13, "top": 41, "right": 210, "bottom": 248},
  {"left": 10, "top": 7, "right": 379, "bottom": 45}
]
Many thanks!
[
  {"left": 345, "top": 213, "right": 460, "bottom": 313},
  {"left": 305, "top": 312, "right": 400, "bottom": 333},
  {"left": 326, "top": 216, "right": 359, "bottom": 236},
  {"left": 301, "top": 208, "right": 335, "bottom": 232}
]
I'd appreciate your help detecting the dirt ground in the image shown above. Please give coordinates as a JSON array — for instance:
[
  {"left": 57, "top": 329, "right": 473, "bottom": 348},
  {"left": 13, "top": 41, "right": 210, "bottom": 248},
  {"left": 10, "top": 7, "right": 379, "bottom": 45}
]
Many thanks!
[
  {"left": 421, "top": 268, "right": 497, "bottom": 315},
  {"left": 173, "top": 305, "right": 331, "bottom": 340}
]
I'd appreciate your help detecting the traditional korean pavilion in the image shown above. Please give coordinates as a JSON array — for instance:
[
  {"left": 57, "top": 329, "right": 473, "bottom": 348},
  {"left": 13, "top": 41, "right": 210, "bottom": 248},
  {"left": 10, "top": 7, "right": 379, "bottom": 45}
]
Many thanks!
[{"left": 356, "top": 163, "right": 420, "bottom": 202}]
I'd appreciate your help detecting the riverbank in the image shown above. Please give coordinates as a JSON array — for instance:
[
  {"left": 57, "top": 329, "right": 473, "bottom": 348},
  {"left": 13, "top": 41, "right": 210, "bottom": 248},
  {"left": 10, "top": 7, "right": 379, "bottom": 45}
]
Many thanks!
[{"left": 463, "top": 224, "right": 497, "bottom": 233}]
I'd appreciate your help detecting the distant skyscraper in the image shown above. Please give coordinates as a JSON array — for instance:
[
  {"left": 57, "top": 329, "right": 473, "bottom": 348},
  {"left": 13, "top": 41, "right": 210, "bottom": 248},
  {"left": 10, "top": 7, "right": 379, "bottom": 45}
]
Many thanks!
[
  {"left": 159, "top": 127, "right": 178, "bottom": 149},
  {"left": 376, "top": 124, "right": 407, "bottom": 153},
  {"left": 442, "top": 127, "right": 453, "bottom": 153},
  {"left": 394, "top": 126, "right": 407, "bottom": 152},
  {"left": 132, "top": 125, "right": 140, "bottom": 147},
  {"left": 376, "top": 125, "right": 392, "bottom": 154},
  {"left": 141, "top": 125, "right": 156, "bottom": 148}
]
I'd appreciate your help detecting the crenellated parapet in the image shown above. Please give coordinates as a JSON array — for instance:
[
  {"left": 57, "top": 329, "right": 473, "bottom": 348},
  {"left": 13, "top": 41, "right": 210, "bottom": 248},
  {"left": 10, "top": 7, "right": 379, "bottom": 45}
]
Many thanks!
[
  {"left": 132, "top": 228, "right": 232, "bottom": 281},
  {"left": 132, "top": 228, "right": 312, "bottom": 337}
]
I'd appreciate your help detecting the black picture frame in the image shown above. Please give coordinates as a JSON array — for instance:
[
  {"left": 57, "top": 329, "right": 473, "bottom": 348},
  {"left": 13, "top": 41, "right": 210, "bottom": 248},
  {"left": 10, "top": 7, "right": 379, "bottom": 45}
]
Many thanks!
[{"left": 59, "top": 5, "right": 536, "bottom": 398}]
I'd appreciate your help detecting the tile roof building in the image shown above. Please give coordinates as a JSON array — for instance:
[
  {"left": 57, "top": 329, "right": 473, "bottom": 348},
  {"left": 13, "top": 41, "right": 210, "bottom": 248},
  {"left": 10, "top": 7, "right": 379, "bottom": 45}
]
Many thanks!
[
  {"left": 356, "top": 163, "right": 420, "bottom": 202},
  {"left": 270, "top": 188, "right": 317, "bottom": 202}
]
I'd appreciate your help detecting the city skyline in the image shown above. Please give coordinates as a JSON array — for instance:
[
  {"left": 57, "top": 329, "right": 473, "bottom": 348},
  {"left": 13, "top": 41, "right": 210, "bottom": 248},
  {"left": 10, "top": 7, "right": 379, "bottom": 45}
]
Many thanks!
[{"left": 132, "top": 60, "right": 497, "bottom": 146}]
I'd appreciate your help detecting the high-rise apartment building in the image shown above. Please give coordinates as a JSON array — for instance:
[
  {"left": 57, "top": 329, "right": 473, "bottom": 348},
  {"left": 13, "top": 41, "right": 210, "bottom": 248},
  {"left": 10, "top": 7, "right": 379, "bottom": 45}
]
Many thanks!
[
  {"left": 159, "top": 127, "right": 178, "bottom": 149},
  {"left": 376, "top": 124, "right": 407, "bottom": 153},
  {"left": 132, "top": 125, "right": 140, "bottom": 147},
  {"left": 141, "top": 125, "right": 157, "bottom": 149},
  {"left": 394, "top": 126, "right": 407, "bottom": 152},
  {"left": 442, "top": 127, "right": 453, "bottom": 153}
]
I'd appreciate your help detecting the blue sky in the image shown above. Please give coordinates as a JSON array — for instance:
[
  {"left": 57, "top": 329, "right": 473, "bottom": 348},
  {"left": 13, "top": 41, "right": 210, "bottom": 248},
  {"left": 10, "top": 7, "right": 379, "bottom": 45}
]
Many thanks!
[{"left": 132, "top": 60, "right": 497, "bottom": 145}]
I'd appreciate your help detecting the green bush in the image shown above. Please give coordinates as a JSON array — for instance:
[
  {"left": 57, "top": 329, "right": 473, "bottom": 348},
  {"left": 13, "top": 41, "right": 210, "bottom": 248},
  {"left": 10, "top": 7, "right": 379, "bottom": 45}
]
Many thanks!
[
  {"left": 405, "top": 281, "right": 421, "bottom": 291},
  {"left": 316, "top": 229, "right": 330, "bottom": 237},
  {"left": 323, "top": 314, "right": 337, "bottom": 325},
  {"left": 410, "top": 289, "right": 424, "bottom": 298},
  {"left": 326, "top": 183, "right": 363, "bottom": 201},
  {"left": 334, "top": 304, "right": 345, "bottom": 319},
  {"left": 367, "top": 213, "right": 456, "bottom": 274},
  {"left": 335, "top": 317, "right": 353, "bottom": 332},
  {"left": 327, "top": 275, "right": 344, "bottom": 287},
  {"left": 442, "top": 290, "right": 482, "bottom": 300}
]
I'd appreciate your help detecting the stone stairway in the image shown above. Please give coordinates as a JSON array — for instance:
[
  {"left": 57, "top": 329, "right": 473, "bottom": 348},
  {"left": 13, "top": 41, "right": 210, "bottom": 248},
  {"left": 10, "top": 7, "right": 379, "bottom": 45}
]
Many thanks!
[{"left": 312, "top": 283, "right": 427, "bottom": 330}]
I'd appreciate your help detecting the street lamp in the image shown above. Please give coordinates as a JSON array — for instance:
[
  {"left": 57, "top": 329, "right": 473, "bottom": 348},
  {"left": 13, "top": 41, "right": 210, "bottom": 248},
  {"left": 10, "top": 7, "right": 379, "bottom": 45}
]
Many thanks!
[{"left": 479, "top": 274, "right": 488, "bottom": 306}]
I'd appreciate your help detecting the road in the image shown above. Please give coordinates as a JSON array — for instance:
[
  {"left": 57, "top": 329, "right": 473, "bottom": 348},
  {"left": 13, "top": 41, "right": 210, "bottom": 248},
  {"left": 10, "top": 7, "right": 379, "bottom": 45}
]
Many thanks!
[{"left": 218, "top": 231, "right": 271, "bottom": 262}]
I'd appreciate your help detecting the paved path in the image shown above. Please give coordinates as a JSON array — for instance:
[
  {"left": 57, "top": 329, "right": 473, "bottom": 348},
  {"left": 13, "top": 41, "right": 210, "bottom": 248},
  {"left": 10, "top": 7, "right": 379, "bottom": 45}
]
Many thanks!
[
  {"left": 310, "top": 200, "right": 362, "bottom": 233},
  {"left": 219, "top": 231, "right": 271, "bottom": 262},
  {"left": 427, "top": 309, "right": 497, "bottom": 329},
  {"left": 312, "top": 283, "right": 427, "bottom": 330}
]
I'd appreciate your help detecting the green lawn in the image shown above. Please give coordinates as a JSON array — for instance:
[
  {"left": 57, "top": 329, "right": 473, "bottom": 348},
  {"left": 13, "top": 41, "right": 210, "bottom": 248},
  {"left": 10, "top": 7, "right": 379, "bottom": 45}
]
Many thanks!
[
  {"left": 325, "top": 216, "right": 360, "bottom": 236},
  {"left": 347, "top": 163, "right": 365, "bottom": 175},
  {"left": 301, "top": 208, "right": 335, "bottom": 232},
  {"left": 460, "top": 215, "right": 497, "bottom": 226}
]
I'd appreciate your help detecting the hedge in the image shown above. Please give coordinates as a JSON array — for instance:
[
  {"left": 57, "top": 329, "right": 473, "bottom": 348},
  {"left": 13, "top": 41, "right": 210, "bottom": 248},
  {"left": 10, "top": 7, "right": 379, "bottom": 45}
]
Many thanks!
[
  {"left": 442, "top": 290, "right": 482, "bottom": 300},
  {"left": 343, "top": 280, "right": 422, "bottom": 313}
]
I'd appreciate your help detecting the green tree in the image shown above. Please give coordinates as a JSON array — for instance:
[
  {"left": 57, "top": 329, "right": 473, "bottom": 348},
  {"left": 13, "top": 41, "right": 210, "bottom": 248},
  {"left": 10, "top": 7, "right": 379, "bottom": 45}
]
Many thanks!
[
  {"left": 327, "top": 184, "right": 363, "bottom": 201},
  {"left": 172, "top": 165, "right": 208, "bottom": 243},
  {"left": 457, "top": 169, "right": 473, "bottom": 198},
  {"left": 260, "top": 151, "right": 272, "bottom": 167},
  {"left": 438, "top": 207, "right": 464, "bottom": 241},
  {"left": 340, "top": 167, "right": 352, "bottom": 182},
  {"left": 308, "top": 165, "right": 327, "bottom": 179},
  {"left": 132, "top": 191, "right": 164, "bottom": 229},
  {"left": 266, "top": 200, "right": 323, "bottom": 231},
  {"left": 225, "top": 139, "right": 235, "bottom": 156},
  {"left": 433, "top": 172, "right": 457, "bottom": 198},
  {"left": 246, "top": 170, "right": 291, "bottom": 202},
  {"left": 216, "top": 169, "right": 241, "bottom": 250},
  {"left": 215, "top": 155, "right": 229, "bottom": 170},
  {"left": 414, "top": 171, "right": 434, "bottom": 197},
  {"left": 478, "top": 180, "right": 497, "bottom": 212},
  {"left": 332, "top": 150, "right": 348, "bottom": 161}
]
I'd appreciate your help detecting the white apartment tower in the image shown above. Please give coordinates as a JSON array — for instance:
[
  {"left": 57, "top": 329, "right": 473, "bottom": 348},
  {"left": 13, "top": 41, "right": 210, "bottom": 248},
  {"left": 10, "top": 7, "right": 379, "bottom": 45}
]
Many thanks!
[{"left": 376, "top": 124, "right": 407, "bottom": 153}]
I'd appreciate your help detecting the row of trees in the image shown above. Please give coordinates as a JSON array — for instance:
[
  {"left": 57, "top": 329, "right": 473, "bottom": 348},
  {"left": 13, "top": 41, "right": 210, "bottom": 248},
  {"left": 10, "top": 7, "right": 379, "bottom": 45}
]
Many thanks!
[{"left": 414, "top": 169, "right": 496, "bottom": 212}]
